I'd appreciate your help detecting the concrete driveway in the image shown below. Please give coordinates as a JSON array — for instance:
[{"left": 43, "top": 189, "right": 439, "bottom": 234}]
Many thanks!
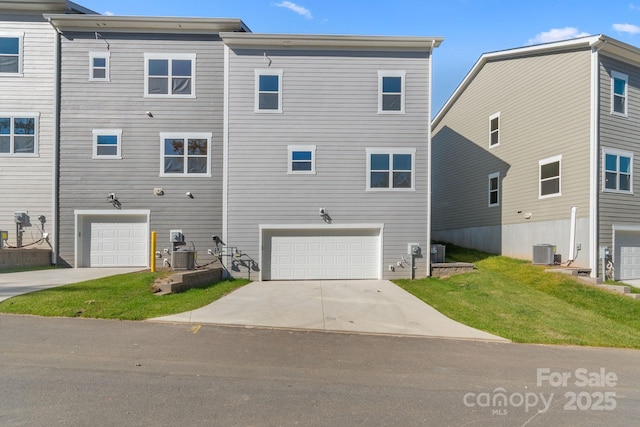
[
  {"left": 151, "top": 280, "right": 508, "bottom": 341},
  {"left": 0, "top": 268, "right": 143, "bottom": 302}
]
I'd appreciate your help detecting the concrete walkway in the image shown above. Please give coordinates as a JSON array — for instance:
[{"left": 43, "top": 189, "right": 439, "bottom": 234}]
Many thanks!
[
  {"left": 151, "top": 280, "right": 508, "bottom": 342},
  {"left": 0, "top": 268, "right": 143, "bottom": 302}
]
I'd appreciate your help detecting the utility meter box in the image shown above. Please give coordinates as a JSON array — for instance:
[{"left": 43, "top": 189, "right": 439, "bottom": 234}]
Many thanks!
[
  {"left": 170, "top": 230, "right": 184, "bottom": 244},
  {"left": 408, "top": 243, "right": 421, "bottom": 256},
  {"left": 14, "top": 212, "right": 28, "bottom": 225}
]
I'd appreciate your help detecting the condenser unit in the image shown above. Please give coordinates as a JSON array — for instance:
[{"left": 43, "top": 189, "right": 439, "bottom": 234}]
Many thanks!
[
  {"left": 532, "top": 244, "right": 555, "bottom": 265},
  {"left": 430, "top": 244, "right": 446, "bottom": 263},
  {"left": 172, "top": 249, "right": 195, "bottom": 270}
]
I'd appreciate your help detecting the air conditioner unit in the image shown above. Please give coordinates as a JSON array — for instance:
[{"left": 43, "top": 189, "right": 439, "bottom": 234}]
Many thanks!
[
  {"left": 533, "top": 244, "right": 555, "bottom": 265},
  {"left": 430, "top": 244, "right": 446, "bottom": 263},
  {"left": 172, "top": 250, "right": 195, "bottom": 270}
]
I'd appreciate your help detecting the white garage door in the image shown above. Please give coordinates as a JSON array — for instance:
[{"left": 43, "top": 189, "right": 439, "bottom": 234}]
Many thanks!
[
  {"left": 89, "top": 220, "right": 148, "bottom": 267},
  {"left": 616, "top": 231, "right": 640, "bottom": 280},
  {"left": 268, "top": 229, "right": 380, "bottom": 280}
]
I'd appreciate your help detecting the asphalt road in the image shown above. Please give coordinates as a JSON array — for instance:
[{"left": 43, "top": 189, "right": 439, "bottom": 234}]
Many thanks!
[{"left": 1, "top": 315, "right": 639, "bottom": 426}]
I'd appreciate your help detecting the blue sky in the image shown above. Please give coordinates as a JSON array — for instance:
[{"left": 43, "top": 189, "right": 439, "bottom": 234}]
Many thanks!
[{"left": 77, "top": 0, "right": 640, "bottom": 114}]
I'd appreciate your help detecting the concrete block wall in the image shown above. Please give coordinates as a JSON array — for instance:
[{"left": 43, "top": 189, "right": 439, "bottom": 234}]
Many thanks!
[{"left": 0, "top": 249, "right": 52, "bottom": 270}]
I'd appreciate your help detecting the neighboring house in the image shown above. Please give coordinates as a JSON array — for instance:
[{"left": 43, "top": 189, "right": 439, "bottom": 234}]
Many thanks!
[
  {"left": 432, "top": 35, "right": 640, "bottom": 280},
  {"left": 0, "top": 0, "right": 93, "bottom": 256},
  {"left": 222, "top": 33, "right": 442, "bottom": 280},
  {"left": 46, "top": 14, "right": 249, "bottom": 267}
]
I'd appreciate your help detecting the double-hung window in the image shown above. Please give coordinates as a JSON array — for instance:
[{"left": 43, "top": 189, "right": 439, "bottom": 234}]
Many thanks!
[
  {"left": 92, "top": 129, "right": 121, "bottom": 159},
  {"left": 488, "top": 172, "right": 500, "bottom": 206},
  {"left": 255, "top": 69, "right": 283, "bottom": 112},
  {"left": 288, "top": 145, "right": 316, "bottom": 174},
  {"left": 160, "top": 132, "right": 211, "bottom": 176},
  {"left": 89, "top": 51, "right": 110, "bottom": 81},
  {"left": 367, "top": 148, "right": 415, "bottom": 190},
  {"left": 611, "top": 71, "right": 628, "bottom": 116},
  {"left": 0, "top": 114, "right": 38, "bottom": 156},
  {"left": 539, "top": 155, "right": 561, "bottom": 198},
  {"left": 145, "top": 53, "right": 196, "bottom": 97},
  {"left": 0, "top": 33, "right": 23, "bottom": 75},
  {"left": 489, "top": 112, "right": 500, "bottom": 147},
  {"left": 603, "top": 148, "right": 632, "bottom": 193},
  {"left": 378, "top": 71, "right": 406, "bottom": 113}
]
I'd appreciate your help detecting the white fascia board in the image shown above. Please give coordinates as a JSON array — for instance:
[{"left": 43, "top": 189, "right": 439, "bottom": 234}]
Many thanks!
[{"left": 259, "top": 223, "right": 385, "bottom": 232}]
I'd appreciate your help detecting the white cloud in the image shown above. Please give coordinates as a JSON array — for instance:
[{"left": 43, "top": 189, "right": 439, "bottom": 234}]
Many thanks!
[
  {"left": 104, "top": 11, "right": 115, "bottom": 16},
  {"left": 613, "top": 23, "right": 640, "bottom": 35},
  {"left": 528, "top": 27, "right": 590, "bottom": 45},
  {"left": 630, "top": 3, "right": 640, "bottom": 11},
  {"left": 275, "top": 1, "right": 312, "bottom": 19}
]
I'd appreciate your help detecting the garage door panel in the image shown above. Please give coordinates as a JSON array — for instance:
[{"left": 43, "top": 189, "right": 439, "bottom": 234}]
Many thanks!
[
  {"left": 269, "top": 230, "right": 379, "bottom": 280},
  {"left": 88, "top": 219, "right": 147, "bottom": 267},
  {"left": 616, "top": 231, "right": 640, "bottom": 280}
]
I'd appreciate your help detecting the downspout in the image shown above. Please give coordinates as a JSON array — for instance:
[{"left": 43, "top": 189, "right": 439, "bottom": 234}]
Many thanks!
[
  {"left": 222, "top": 43, "right": 230, "bottom": 279},
  {"left": 568, "top": 206, "right": 577, "bottom": 262},
  {"left": 589, "top": 37, "right": 606, "bottom": 278},
  {"left": 50, "top": 19, "right": 61, "bottom": 266},
  {"left": 426, "top": 39, "right": 435, "bottom": 277}
]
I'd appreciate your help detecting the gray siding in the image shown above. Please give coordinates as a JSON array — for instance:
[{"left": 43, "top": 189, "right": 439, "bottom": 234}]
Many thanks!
[
  {"left": 58, "top": 32, "right": 225, "bottom": 267},
  {"left": 0, "top": 14, "right": 55, "bottom": 249},
  {"left": 598, "top": 55, "right": 640, "bottom": 251},
  {"left": 432, "top": 50, "right": 592, "bottom": 262},
  {"left": 226, "top": 48, "right": 431, "bottom": 279}
]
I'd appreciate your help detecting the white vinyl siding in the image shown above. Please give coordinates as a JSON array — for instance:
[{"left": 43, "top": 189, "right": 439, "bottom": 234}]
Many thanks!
[
  {"left": 144, "top": 53, "right": 196, "bottom": 98},
  {"left": 378, "top": 70, "right": 406, "bottom": 114},
  {"left": 0, "top": 33, "right": 23, "bottom": 75},
  {"left": 89, "top": 51, "right": 110, "bottom": 81},
  {"left": 603, "top": 148, "right": 632, "bottom": 194},
  {"left": 489, "top": 112, "right": 500, "bottom": 147},
  {"left": 539, "top": 155, "right": 562, "bottom": 198},
  {"left": 611, "top": 70, "right": 628, "bottom": 116},
  {"left": 255, "top": 69, "right": 283, "bottom": 113},
  {"left": 92, "top": 129, "right": 122, "bottom": 159}
]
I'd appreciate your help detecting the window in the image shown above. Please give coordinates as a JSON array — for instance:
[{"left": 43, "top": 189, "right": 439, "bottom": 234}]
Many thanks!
[
  {"left": 0, "top": 33, "right": 22, "bottom": 75},
  {"left": 489, "top": 112, "right": 500, "bottom": 147},
  {"left": 611, "top": 71, "right": 628, "bottom": 116},
  {"left": 255, "top": 69, "right": 283, "bottom": 112},
  {"left": 0, "top": 114, "right": 38, "bottom": 155},
  {"left": 378, "top": 71, "right": 406, "bottom": 113},
  {"left": 603, "top": 148, "right": 632, "bottom": 193},
  {"left": 488, "top": 172, "right": 500, "bottom": 206},
  {"left": 539, "top": 155, "right": 561, "bottom": 198},
  {"left": 288, "top": 145, "right": 316, "bottom": 174},
  {"left": 144, "top": 53, "right": 196, "bottom": 97},
  {"left": 160, "top": 132, "right": 211, "bottom": 176},
  {"left": 89, "top": 52, "right": 110, "bottom": 81},
  {"left": 92, "top": 129, "right": 121, "bottom": 159},
  {"left": 366, "top": 148, "right": 416, "bottom": 190}
]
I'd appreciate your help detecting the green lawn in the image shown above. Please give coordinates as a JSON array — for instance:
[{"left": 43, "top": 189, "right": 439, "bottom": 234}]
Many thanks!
[
  {"left": 0, "top": 271, "right": 249, "bottom": 320},
  {"left": 395, "top": 245, "right": 640, "bottom": 349}
]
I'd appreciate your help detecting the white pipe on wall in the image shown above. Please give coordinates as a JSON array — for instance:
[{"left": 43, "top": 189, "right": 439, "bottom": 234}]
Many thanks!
[{"left": 568, "top": 206, "right": 578, "bottom": 261}]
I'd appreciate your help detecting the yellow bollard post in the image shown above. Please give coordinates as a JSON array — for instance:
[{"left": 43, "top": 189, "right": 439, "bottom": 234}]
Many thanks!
[{"left": 151, "top": 231, "right": 156, "bottom": 272}]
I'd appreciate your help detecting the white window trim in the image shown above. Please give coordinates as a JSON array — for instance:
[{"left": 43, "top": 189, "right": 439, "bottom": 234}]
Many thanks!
[
  {"left": 89, "top": 51, "right": 110, "bottom": 81},
  {"left": 255, "top": 69, "right": 283, "bottom": 113},
  {"left": 92, "top": 129, "right": 122, "bottom": 159},
  {"left": 287, "top": 145, "right": 316, "bottom": 174},
  {"left": 159, "top": 132, "right": 212, "bottom": 177},
  {"left": 489, "top": 112, "right": 500, "bottom": 148},
  {"left": 488, "top": 172, "right": 500, "bottom": 207},
  {"left": 0, "top": 32, "right": 24, "bottom": 76},
  {"left": 539, "top": 154, "right": 562, "bottom": 199},
  {"left": 611, "top": 70, "right": 628, "bottom": 117},
  {"left": 602, "top": 147, "right": 633, "bottom": 194},
  {"left": 366, "top": 147, "right": 416, "bottom": 191},
  {"left": 378, "top": 70, "right": 406, "bottom": 114},
  {"left": 144, "top": 53, "right": 196, "bottom": 99},
  {"left": 0, "top": 111, "right": 39, "bottom": 157}
]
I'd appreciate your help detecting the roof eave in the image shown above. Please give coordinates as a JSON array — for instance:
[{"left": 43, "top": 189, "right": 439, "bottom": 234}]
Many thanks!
[
  {"left": 220, "top": 32, "right": 443, "bottom": 51},
  {"left": 45, "top": 14, "right": 250, "bottom": 34}
]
